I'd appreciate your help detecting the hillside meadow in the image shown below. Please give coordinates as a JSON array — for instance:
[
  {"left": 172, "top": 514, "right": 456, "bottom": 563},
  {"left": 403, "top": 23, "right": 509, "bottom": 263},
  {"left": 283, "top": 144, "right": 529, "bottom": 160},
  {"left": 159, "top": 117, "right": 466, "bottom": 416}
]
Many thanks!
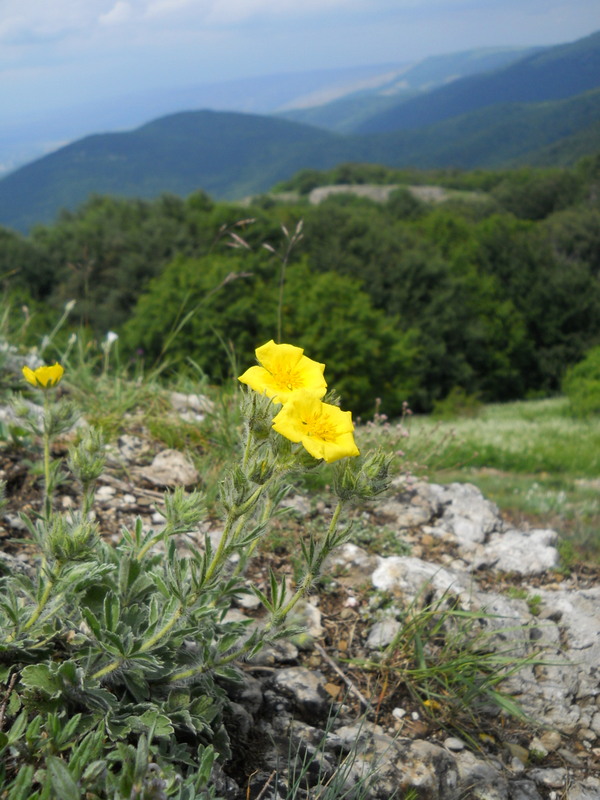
[
  {"left": 0, "top": 156, "right": 599, "bottom": 568},
  {"left": 384, "top": 397, "right": 600, "bottom": 564}
]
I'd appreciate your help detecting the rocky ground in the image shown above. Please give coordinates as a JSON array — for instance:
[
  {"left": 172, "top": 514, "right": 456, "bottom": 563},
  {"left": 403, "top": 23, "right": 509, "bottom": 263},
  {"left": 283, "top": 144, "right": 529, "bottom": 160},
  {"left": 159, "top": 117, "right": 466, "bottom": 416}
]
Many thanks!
[{"left": 1, "top": 393, "right": 599, "bottom": 799}]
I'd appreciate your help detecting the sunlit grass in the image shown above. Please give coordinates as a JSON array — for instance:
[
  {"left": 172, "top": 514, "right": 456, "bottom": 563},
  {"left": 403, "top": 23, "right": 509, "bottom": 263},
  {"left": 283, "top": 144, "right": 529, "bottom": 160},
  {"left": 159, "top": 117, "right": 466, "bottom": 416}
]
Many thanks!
[
  {"left": 411, "top": 397, "right": 600, "bottom": 476},
  {"left": 395, "top": 397, "right": 600, "bottom": 563}
]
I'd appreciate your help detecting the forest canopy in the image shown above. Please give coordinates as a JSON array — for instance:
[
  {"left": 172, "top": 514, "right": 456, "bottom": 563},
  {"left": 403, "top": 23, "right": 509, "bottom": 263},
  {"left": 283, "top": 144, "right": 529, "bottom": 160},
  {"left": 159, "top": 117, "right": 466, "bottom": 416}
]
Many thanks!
[{"left": 2, "top": 157, "right": 600, "bottom": 417}]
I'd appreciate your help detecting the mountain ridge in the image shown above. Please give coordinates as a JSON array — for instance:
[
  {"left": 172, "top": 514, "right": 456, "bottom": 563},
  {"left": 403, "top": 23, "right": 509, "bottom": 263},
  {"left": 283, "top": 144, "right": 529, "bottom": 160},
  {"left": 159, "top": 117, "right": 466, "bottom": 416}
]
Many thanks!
[
  {"left": 279, "top": 45, "right": 542, "bottom": 132},
  {"left": 1, "top": 30, "right": 599, "bottom": 233},
  {"left": 355, "top": 29, "right": 600, "bottom": 133}
]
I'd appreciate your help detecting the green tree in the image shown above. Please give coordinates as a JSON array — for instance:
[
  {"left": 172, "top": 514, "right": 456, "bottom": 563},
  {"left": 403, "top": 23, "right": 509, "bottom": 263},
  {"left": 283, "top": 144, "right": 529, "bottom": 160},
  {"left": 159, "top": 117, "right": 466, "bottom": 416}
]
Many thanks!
[
  {"left": 490, "top": 167, "right": 582, "bottom": 221},
  {"left": 563, "top": 346, "right": 600, "bottom": 416}
]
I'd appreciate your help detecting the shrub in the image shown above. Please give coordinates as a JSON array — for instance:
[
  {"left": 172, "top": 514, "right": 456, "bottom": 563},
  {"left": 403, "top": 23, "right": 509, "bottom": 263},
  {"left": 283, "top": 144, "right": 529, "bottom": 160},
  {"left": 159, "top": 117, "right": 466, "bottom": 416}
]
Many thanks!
[{"left": 562, "top": 345, "right": 600, "bottom": 416}]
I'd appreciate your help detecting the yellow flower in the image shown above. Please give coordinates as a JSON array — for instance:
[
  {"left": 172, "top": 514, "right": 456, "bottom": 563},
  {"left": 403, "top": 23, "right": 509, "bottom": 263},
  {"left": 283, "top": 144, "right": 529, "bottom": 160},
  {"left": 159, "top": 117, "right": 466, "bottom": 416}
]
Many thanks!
[
  {"left": 238, "top": 340, "right": 327, "bottom": 404},
  {"left": 272, "top": 390, "right": 360, "bottom": 463},
  {"left": 22, "top": 362, "right": 65, "bottom": 389}
]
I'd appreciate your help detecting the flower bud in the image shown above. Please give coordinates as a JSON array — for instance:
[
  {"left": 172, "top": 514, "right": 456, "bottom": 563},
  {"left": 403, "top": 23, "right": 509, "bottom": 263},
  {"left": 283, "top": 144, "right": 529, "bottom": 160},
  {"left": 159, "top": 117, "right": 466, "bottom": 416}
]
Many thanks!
[
  {"left": 359, "top": 450, "right": 391, "bottom": 497},
  {"left": 68, "top": 428, "right": 106, "bottom": 485},
  {"left": 333, "top": 450, "right": 391, "bottom": 502},
  {"left": 46, "top": 514, "right": 98, "bottom": 563},
  {"left": 247, "top": 453, "right": 276, "bottom": 485}
]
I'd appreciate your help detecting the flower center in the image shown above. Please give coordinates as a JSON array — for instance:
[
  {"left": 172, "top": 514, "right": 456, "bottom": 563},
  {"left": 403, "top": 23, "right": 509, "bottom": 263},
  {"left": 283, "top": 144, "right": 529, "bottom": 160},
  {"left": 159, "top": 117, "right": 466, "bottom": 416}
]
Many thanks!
[
  {"left": 271, "top": 365, "right": 304, "bottom": 391},
  {"left": 302, "top": 412, "right": 337, "bottom": 442}
]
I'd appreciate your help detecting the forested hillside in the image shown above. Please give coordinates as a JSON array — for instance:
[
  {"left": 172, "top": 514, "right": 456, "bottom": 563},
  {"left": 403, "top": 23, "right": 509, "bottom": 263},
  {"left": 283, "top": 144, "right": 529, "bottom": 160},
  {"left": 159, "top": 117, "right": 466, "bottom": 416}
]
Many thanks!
[
  {"left": 355, "top": 29, "right": 600, "bottom": 133},
  {"left": 1, "top": 28, "right": 599, "bottom": 234},
  {"left": 2, "top": 88, "right": 599, "bottom": 233},
  {"left": 279, "top": 45, "right": 539, "bottom": 132},
  {"left": 2, "top": 156, "right": 599, "bottom": 418}
]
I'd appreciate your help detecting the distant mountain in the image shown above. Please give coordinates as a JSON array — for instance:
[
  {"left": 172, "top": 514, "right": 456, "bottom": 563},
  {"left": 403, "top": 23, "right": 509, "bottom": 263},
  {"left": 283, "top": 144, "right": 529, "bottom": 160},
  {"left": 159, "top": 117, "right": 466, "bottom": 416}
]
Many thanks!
[
  {"left": 355, "top": 30, "right": 600, "bottom": 133},
  {"left": 1, "top": 63, "right": 407, "bottom": 175},
  {"left": 0, "top": 112, "right": 356, "bottom": 232},
  {"left": 1, "top": 89, "right": 599, "bottom": 232},
  {"left": 0, "top": 47, "right": 536, "bottom": 175},
  {"left": 280, "top": 46, "right": 540, "bottom": 132},
  {"left": 367, "top": 88, "right": 600, "bottom": 170}
]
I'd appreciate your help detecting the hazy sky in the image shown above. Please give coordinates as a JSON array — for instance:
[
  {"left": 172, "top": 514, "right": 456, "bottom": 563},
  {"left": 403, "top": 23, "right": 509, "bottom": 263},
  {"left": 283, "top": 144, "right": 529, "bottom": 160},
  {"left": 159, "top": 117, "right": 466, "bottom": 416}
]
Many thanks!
[{"left": 2, "top": 0, "right": 600, "bottom": 119}]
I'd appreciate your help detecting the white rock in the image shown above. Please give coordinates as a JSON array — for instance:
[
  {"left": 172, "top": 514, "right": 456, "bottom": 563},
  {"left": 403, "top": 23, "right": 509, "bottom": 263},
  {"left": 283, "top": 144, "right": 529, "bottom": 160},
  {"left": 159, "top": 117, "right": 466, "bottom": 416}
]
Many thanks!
[
  {"left": 366, "top": 618, "right": 401, "bottom": 649},
  {"left": 473, "top": 528, "right": 559, "bottom": 575},
  {"left": 141, "top": 449, "right": 199, "bottom": 487}
]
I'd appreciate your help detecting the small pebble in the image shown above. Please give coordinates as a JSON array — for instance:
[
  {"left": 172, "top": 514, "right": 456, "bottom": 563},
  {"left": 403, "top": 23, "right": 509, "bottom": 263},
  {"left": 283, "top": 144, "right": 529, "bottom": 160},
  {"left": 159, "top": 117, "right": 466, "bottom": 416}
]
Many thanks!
[
  {"left": 528, "top": 767, "right": 567, "bottom": 788},
  {"left": 96, "top": 485, "right": 116, "bottom": 500},
  {"left": 557, "top": 747, "right": 583, "bottom": 767},
  {"left": 504, "top": 742, "right": 529, "bottom": 764},
  {"left": 444, "top": 737, "right": 466, "bottom": 752},
  {"left": 510, "top": 756, "right": 525, "bottom": 773},
  {"left": 577, "top": 727, "right": 596, "bottom": 742},
  {"left": 529, "top": 737, "right": 549, "bottom": 759},
  {"left": 539, "top": 731, "right": 562, "bottom": 752}
]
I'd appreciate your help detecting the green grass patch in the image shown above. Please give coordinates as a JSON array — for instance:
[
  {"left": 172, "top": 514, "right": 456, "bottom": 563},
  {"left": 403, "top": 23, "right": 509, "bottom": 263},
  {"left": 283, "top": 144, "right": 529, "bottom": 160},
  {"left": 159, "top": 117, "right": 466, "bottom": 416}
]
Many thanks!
[
  {"left": 357, "top": 397, "right": 600, "bottom": 563},
  {"left": 396, "top": 397, "right": 600, "bottom": 563}
]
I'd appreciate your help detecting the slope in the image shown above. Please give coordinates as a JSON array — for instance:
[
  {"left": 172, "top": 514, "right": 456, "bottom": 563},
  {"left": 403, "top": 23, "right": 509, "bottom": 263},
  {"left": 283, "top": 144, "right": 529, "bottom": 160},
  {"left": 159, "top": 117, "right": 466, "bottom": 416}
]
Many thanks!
[
  {"left": 1, "top": 91, "right": 599, "bottom": 233},
  {"left": 355, "top": 30, "right": 600, "bottom": 133},
  {"left": 0, "top": 111, "right": 354, "bottom": 232},
  {"left": 281, "top": 46, "right": 540, "bottom": 133}
]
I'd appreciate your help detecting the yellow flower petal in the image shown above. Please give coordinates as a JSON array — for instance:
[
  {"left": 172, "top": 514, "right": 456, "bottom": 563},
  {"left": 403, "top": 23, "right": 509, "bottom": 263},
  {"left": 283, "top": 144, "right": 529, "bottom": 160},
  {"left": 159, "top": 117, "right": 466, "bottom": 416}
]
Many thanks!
[
  {"left": 22, "top": 363, "right": 64, "bottom": 389},
  {"left": 238, "top": 340, "right": 326, "bottom": 404},
  {"left": 272, "top": 390, "right": 360, "bottom": 463}
]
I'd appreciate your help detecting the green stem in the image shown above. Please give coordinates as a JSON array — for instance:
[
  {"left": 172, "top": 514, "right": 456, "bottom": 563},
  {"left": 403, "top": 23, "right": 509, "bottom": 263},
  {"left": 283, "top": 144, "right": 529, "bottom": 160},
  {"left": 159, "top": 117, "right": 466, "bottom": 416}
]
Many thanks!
[
  {"left": 138, "top": 607, "right": 182, "bottom": 653},
  {"left": 241, "top": 423, "right": 254, "bottom": 471},
  {"left": 168, "top": 638, "right": 255, "bottom": 683},
  {"left": 230, "top": 496, "right": 274, "bottom": 579},
  {"left": 43, "top": 392, "right": 51, "bottom": 519},
  {"left": 92, "top": 658, "right": 124, "bottom": 681},
  {"left": 203, "top": 483, "right": 265, "bottom": 586},
  {"left": 270, "top": 500, "right": 343, "bottom": 626},
  {"left": 168, "top": 663, "right": 208, "bottom": 683},
  {"left": 136, "top": 525, "right": 174, "bottom": 561},
  {"left": 23, "top": 573, "right": 54, "bottom": 633}
]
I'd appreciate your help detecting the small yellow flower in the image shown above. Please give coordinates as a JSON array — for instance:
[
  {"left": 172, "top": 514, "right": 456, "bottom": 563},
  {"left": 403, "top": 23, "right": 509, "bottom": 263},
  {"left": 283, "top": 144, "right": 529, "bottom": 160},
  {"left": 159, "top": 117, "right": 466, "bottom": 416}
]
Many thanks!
[
  {"left": 238, "top": 340, "right": 327, "bottom": 404},
  {"left": 22, "top": 362, "right": 65, "bottom": 389},
  {"left": 272, "top": 389, "right": 360, "bottom": 463}
]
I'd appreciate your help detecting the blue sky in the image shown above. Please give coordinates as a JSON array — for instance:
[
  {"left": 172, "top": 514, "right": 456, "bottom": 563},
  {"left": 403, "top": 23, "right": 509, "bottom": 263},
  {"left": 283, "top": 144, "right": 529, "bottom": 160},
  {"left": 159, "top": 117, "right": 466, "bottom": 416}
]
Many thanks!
[{"left": 1, "top": 0, "right": 599, "bottom": 122}]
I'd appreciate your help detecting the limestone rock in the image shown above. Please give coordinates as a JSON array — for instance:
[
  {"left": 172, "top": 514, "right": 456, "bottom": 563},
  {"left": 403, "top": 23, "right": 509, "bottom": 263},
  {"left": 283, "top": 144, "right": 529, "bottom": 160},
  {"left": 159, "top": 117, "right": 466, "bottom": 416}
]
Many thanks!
[{"left": 140, "top": 448, "right": 199, "bottom": 487}]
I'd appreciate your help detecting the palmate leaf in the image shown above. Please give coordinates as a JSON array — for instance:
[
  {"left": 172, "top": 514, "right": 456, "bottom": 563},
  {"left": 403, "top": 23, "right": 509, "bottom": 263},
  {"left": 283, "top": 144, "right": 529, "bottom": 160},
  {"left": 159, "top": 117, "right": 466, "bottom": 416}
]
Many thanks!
[
  {"left": 131, "top": 709, "right": 175, "bottom": 738},
  {"left": 20, "top": 664, "right": 60, "bottom": 695}
]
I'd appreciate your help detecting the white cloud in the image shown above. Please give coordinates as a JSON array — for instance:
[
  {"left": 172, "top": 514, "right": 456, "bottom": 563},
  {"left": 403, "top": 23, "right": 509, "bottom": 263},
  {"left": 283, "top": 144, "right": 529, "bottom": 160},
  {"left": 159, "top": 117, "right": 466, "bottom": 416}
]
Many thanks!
[
  {"left": 144, "top": 0, "right": 198, "bottom": 19},
  {"left": 0, "top": 2, "right": 100, "bottom": 43},
  {"left": 141, "top": 0, "right": 363, "bottom": 24},
  {"left": 205, "top": 0, "right": 355, "bottom": 25},
  {"left": 99, "top": 1, "right": 134, "bottom": 25}
]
